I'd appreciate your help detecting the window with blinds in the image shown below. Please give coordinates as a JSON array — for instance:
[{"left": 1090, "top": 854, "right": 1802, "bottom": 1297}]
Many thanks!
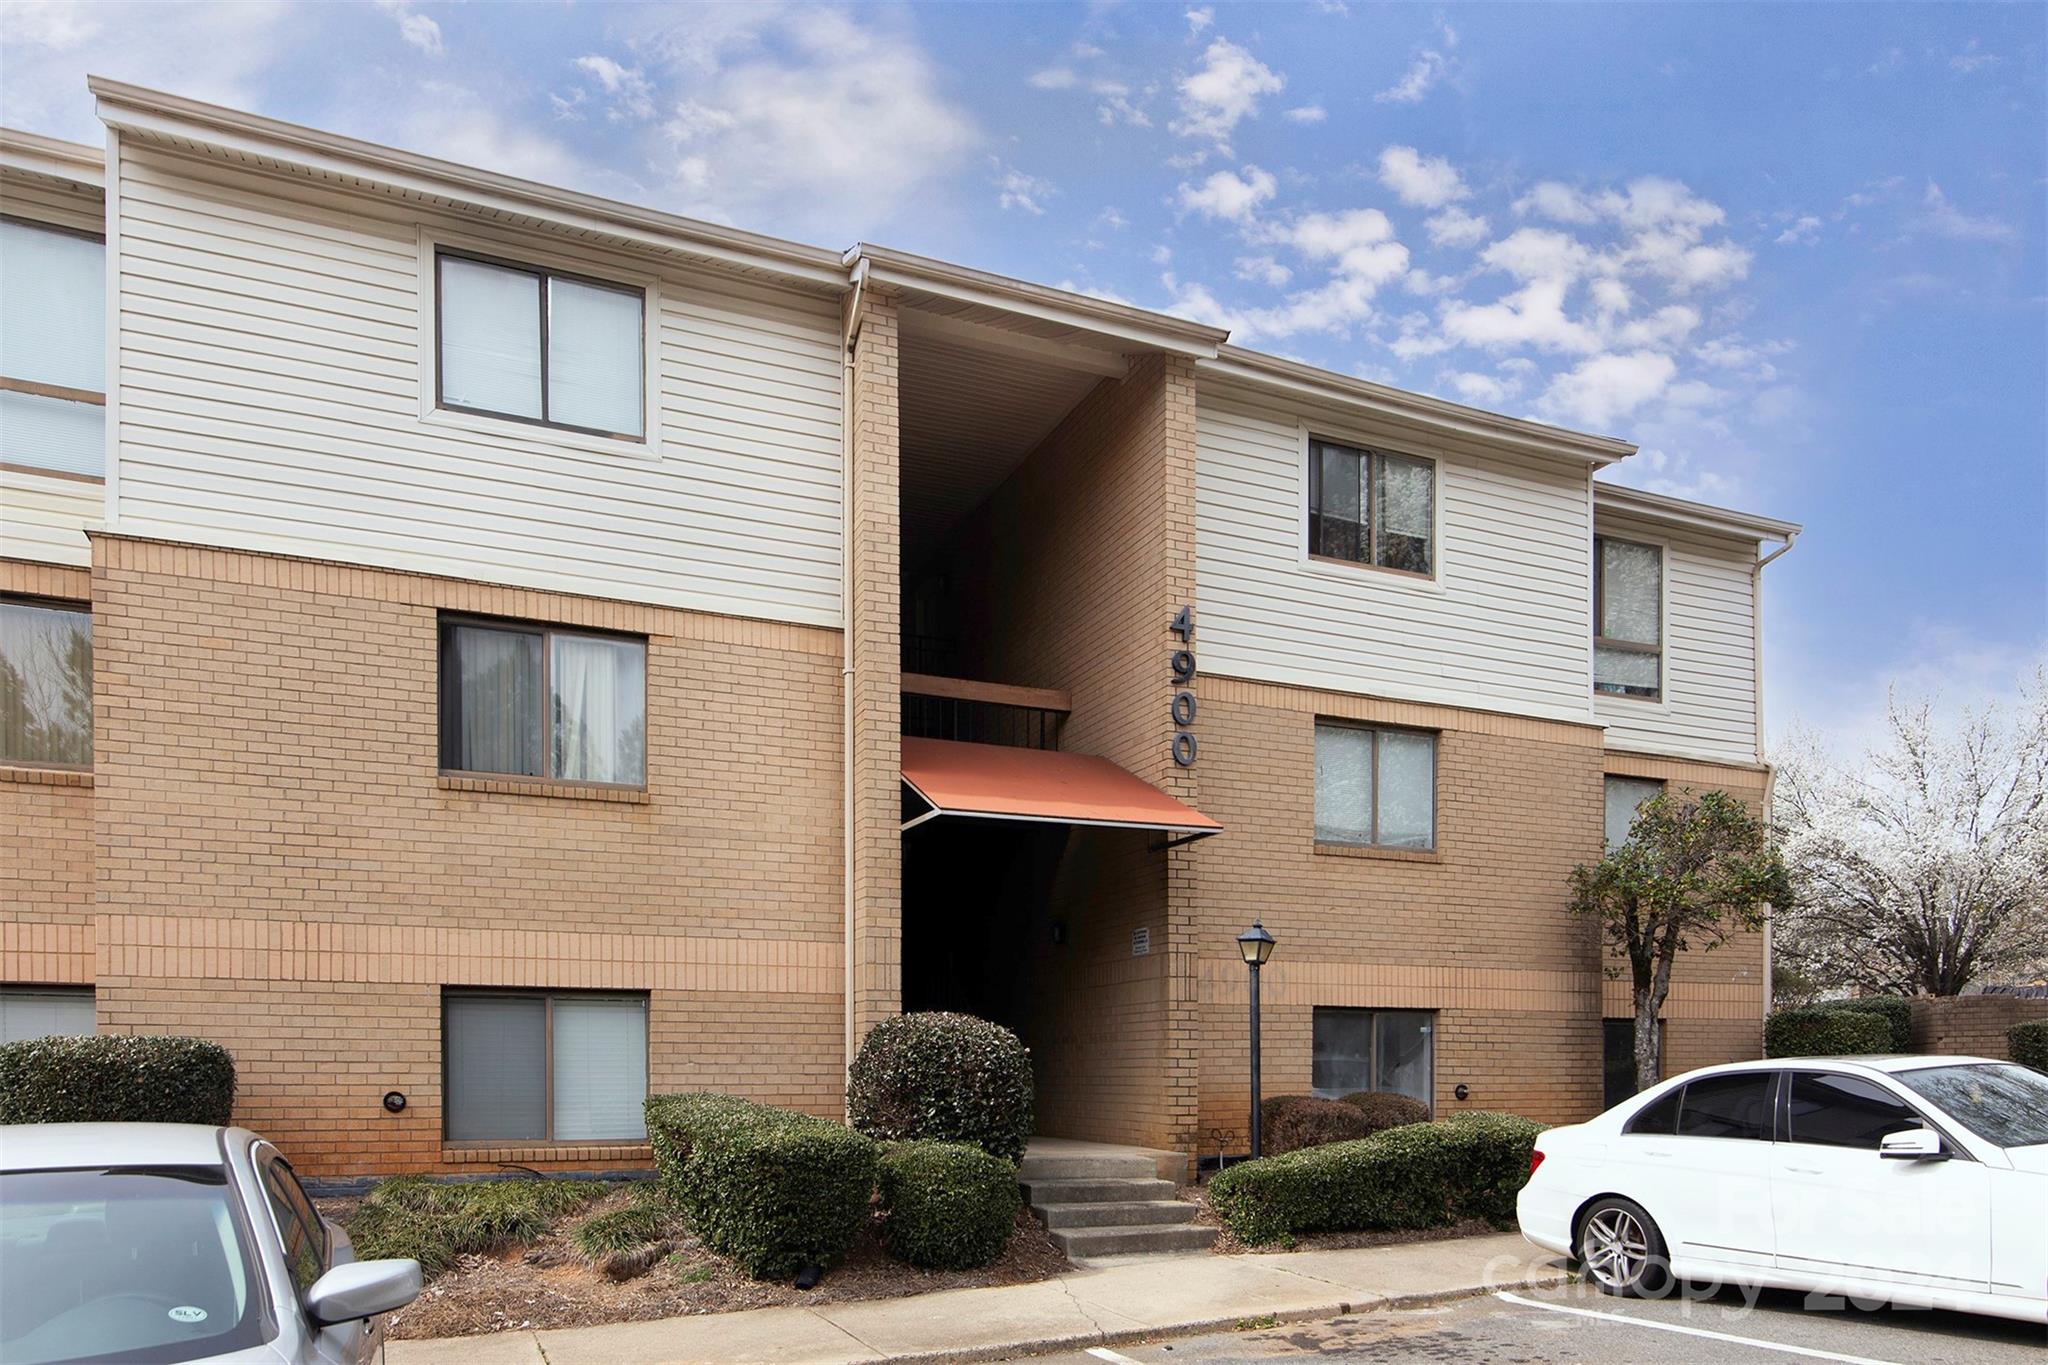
[
  {"left": 0, "top": 986, "right": 94, "bottom": 1044},
  {"left": 1307, "top": 438, "right": 1435, "bottom": 576},
  {"left": 1594, "top": 536, "right": 1663, "bottom": 699},
  {"left": 1314, "top": 720, "right": 1437, "bottom": 850},
  {"left": 0, "top": 218, "right": 106, "bottom": 478},
  {"left": 443, "top": 991, "right": 649, "bottom": 1143}
]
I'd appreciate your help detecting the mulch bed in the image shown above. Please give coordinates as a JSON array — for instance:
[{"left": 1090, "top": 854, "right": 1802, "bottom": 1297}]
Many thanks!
[
  {"left": 1184, "top": 1181, "right": 1503, "bottom": 1255},
  {"left": 315, "top": 1189, "right": 1068, "bottom": 1339}
]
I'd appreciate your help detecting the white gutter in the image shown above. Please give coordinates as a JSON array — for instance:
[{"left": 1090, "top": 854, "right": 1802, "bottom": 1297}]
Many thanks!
[
  {"left": 1751, "top": 526, "right": 1798, "bottom": 1018},
  {"left": 839, "top": 258, "right": 867, "bottom": 1084}
]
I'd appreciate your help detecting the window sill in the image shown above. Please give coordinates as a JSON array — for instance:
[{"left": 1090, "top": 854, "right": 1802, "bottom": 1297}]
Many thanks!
[
  {"left": 437, "top": 774, "right": 649, "bottom": 804},
  {"left": 0, "top": 765, "right": 93, "bottom": 788},
  {"left": 1314, "top": 841, "right": 1441, "bottom": 864},
  {"left": 442, "top": 1142, "right": 652, "bottom": 1165}
]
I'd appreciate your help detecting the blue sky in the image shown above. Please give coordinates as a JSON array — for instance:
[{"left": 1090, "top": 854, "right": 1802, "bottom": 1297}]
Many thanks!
[{"left": 4, "top": 1, "right": 2042, "bottom": 750}]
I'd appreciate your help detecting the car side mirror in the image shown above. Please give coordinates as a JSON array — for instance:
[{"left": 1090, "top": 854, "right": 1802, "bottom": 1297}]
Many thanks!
[
  {"left": 305, "top": 1258, "right": 423, "bottom": 1327},
  {"left": 1878, "top": 1128, "right": 1947, "bottom": 1162}
]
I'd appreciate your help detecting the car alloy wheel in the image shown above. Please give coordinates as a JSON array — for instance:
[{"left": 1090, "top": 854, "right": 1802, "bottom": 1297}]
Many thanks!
[{"left": 1576, "top": 1196, "right": 1669, "bottom": 1298}]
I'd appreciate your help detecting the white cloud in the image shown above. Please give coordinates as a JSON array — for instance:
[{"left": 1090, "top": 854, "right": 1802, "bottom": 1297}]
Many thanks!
[
  {"left": 1376, "top": 145, "right": 1469, "bottom": 209},
  {"left": 1447, "top": 370, "right": 1521, "bottom": 405},
  {"left": 1538, "top": 349, "right": 1678, "bottom": 428},
  {"left": 373, "top": 0, "right": 443, "bottom": 57},
  {"left": 1480, "top": 227, "right": 1595, "bottom": 284},
  {"left": 1424, "top": 206, "right": 1489, "bottom": 248},
  {"left": 1173, "top": 38, "right": 1284, "bottom": 149},
  {"left": 1376, "top": 48, "right": 1446, "bottom": 104},
  {"left": 1589, "top": 277, "right": 1632, "bottom": 315},
  {"left": 1615, "top": 303, "right": 1700, "bottom": 350},
  {"left": 1235, "top": 254, "right": 1293, "bottom": 287},
  {"left": 1186, "top": 7, "right": 1214, "bottom": 35},
  {"left": 1284, "top": 104, "right": 1327, "bottom": 123},
  {"left": 1775, "top": 215, "right": 1822, "bottom": 245},
  {"left": 1176, "top": 164, "right": 1277, "bottom": 222},
  {"left": 1098, "top": 92, "right": 1153, "bottom": 128},
  {"left": 1095, "top": 207, "right": 1129, "bottom": 231},
  {"left": 1948, "top": 39, "right": 2000, "bottom": 74},
  {"left": 573, "top": 55, "right": 655, "bottom": 121},
  {"left": 1443, "top": 278, "right": 1602, "bottom": 354},
  {"left": 1918, "top": 181, "right": 2015, "bottom": 241},
  {"left": 1029, "top": 67, "right": 1078, "bottom": 90},
  {"left": 1624, "top": 230, "right": 1752, "bottom": 292},
  {"left": 993, "top": 162, "right": 1053, "bottom": 215},
  {"left": 1161, "top": 273, "right": 1237, "bottom": 330}
]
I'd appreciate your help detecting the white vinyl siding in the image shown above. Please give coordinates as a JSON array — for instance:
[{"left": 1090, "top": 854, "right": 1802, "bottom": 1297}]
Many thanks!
[
  {"left": 0, "top": 467, "right": 99, "bottom": 566},
  {"left": 1595, "top": 510, "right": 1761, "bottom": 765},
  {"left": 1196, "top": 387, "right": 1596, "bottom": 722},
  {"left": 110, "top": 142, "right": 843, "bottom": 628}
]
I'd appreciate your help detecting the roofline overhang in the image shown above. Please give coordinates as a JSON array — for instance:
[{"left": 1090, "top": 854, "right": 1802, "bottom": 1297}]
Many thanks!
[
  {"left": 86, "top": 76, "right": 847, "bottom": 290},
  {"left": 1201, "top": 344, "right": 1637, "bottom": 469},
  {"left": 0, "top": 127, "right": 105, "bottom": 190},
  {"left": 1595, "top": 481, "right": 1802, "bottom": 543},
  {"left": 849, "top": 242, "right": 1229, "bottom": 358}
]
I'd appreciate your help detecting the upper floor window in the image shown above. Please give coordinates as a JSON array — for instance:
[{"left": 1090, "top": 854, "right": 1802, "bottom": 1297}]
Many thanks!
[
  {"left": 439, "top": 617, "right": 647, "bottom": 786},
  {"left": 1603, "top": 775, "right": 1665, "bottom": 849},
  {"left": 0, "top": 217, "right": 106, "bottom": 479},
  {"left": 1314, "top": 720, "right": 1436, "bottom": 850},
  {"left": 1308, "top": 438, "right": 1434, "bottom": 576},
  {"left": 1594, "top": 536, "right": 1661, "bottom": 700},
  {"left": 0, "top": 596, "right": 92, "bottom": 768},
  {"left": 435, "top": 250, "right": 645, "bottom": 440}
]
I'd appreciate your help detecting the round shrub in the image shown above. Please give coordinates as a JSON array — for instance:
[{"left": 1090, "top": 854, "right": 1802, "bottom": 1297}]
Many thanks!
[
  {"left": 0, "top": 1034, "right": 235, "bottom": 1125},
  {"left": 1764, "top": 1007, "right": 1891, "bottom": 1058},
  {"left": 848, "top": 1012, "right": 1034, "bottom": 1163},
  {"left": 1259, "top": 1094, "right": 1373, "bottom": 1154},
  {"left": 1339, "top": 1091, "right": 1431, "bottom": 1135},
  {"left": 2011, "top": 1019, "right": 2048, "bottom": 1073},
  {"left": 1814, "top": 997, "right": 1913, "bottom": 1052},
  {"left": 876, "top": 1140, "right": 1020, "bottom": 1270}
]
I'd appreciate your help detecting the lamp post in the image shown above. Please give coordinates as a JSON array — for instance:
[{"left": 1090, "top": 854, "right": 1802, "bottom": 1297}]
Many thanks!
[{"left": 1237, "top": 919, "right": 1277, "bottom": 1158}]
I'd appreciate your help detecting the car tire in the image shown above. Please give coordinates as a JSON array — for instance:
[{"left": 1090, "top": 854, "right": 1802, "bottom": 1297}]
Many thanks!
[{"left": 1575, "top": 1196, "right": 1672, "bottom": 1299}]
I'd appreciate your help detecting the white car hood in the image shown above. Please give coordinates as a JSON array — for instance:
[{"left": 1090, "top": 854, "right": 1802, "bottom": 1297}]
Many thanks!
[{"left": 2002, "top": 1142, "right": 2048, "bottom": 1175}]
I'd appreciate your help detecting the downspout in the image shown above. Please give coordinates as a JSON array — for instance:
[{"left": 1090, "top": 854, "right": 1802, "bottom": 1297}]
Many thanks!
[
  {"left": 840, "top": 256, "right": 868, "bottom": 1085},
  {"left": 1752, "top": 528, "right": 1798, "bottom": 1016}
]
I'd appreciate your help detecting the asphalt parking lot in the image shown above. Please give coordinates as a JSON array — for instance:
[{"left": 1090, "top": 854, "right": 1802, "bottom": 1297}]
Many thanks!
[{"left": 1019, "top": 1280, "right": 2048, "bottom": 1364}]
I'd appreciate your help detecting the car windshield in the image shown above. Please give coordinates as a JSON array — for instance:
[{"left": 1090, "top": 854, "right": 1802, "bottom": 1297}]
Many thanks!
[
  {"left": 1893, "top": 1062, "right": 2048, "bottom": 1148},
  {"left": 0, "top": 1165, "right": 269, "bottom": 1364}
]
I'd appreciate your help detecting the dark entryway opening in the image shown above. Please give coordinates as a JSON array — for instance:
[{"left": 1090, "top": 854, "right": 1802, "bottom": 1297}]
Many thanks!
[{"left": 902, "top": 819, "right": 1069, "bottom": 1039}]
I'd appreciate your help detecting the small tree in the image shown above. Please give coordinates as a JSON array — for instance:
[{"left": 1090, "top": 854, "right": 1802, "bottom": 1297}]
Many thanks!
[{"left": 1570, "top": 789, "right": 1791, "bottom": 1092}]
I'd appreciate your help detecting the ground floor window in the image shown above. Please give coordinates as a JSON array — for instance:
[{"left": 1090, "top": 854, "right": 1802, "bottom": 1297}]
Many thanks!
[
  {"left": 0, "top": 985, "right": 94, "bottom": 1043},
  {"left": 443, "top": 990, "right": 648, "bottom": 1142},
  {"left": 1311, "top": 1007, "right": 1434, "bottom": 1108},
  {"left": 1602, "top": 1017, "right": 1664, "bottom": 1110}
]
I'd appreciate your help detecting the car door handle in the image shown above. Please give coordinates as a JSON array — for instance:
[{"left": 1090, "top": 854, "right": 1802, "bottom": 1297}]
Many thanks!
[{"left": 1783, "top": 1165, "right": 1823, "bottom": 1175}]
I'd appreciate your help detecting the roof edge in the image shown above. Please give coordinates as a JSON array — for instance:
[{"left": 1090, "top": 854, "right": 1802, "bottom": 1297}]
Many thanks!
[
  {"left": 1203, "top": 344, "right": 1637, "bottom": 467},
  {"left": 87, "top": 77, "right": 846, "bottom": 289},
  {"left": 1595, "top": 481, "right": 1801, "bottom": 542},
  {"left": 0, "top": 126, "right": 105, "bottom": 189}
]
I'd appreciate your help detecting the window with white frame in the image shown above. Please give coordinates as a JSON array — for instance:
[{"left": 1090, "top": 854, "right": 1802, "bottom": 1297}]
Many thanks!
[
  {"left": 0, "top": 217, "right": 106, "bottom": 478},
  {"left": 1314, "top": 721, "right": 1436, "bottom": 850},
  {"left": 1312, "top": 1007, "right": 1434, "bottom": 1107},
  {"left": 439, "top": 616, "right": 647, "bottom": 786},
  {"left": 1594, "top": 536, "right": 1662, "bottom": 699},
  {"left": 443, "top": 990, "right": 648, "bottom": 1142},
  {"left": 1603, "top": 775, "right": 1665, "bottom": 849},
  {"left": 1, "top": 596, "right": 92, "bottom": 768},
  {"left": 435, "top": 250, "right": 645, "bottom": 439},
  {"left": 0, "top": 985, "right": 95, "bottom": 1043},
  {"left": 1307, "top": 438, "right": 1434, "bottom": 575}
]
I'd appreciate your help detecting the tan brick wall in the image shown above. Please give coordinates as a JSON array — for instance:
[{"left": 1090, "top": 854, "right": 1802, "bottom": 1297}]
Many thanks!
[{"left": 1910, "top": 995, "right": 2048, "bottom": 1060}]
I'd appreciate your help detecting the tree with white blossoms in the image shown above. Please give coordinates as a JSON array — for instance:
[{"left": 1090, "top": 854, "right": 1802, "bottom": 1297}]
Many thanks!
[{"left": 1774, "top": 675, "right": 2048, "bottom": 998}]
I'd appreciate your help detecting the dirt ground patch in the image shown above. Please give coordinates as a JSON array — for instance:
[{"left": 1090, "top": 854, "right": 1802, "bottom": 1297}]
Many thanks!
[
  {"left": 317, "top": 1188, "right": 1067, "bottom": 1339},
  {"left": 1184, "top": 1181, "right": 1503, "bottom": 1255}
]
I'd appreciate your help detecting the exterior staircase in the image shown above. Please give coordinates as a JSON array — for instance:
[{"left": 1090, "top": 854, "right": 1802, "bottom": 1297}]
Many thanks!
[{"left": 1019, "top": 1140, "right": 1217, "bottom": 1260}]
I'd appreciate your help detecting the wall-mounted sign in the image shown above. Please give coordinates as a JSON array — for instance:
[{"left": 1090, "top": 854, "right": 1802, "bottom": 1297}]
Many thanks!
[
  {"left": 1132, "top": 926, "right": 1152, "bottom": 957},
  {"left": 1170, "top": 606, "right": 1197, "bottom": 767}
]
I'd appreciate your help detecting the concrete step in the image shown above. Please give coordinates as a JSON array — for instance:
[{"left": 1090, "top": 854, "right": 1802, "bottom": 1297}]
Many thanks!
[
  {"left": 1020, "top": 1177, "right": 1177, "bottom": 1206},
  {"left": 1037, "top": 1200, "right": 1200, "bottom": 1230},
  {"left": 1016, "top": 1152, "right": 1161, "bottom": 1182},
  {"left": 1050, "top": 1223, "right": 1219, "bottom": 1259}
]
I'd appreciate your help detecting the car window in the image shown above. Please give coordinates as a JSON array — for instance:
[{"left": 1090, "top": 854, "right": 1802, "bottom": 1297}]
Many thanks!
[
  {"left": 1894, "top": 1062, "right": 2048, "bottom": 1148},
  {"left": 1676, "top": 1073, "right": 1773, "bottom": 1140},
  {"left": 258, "top": 1156, "right": 328, "bottom": 1296},
  {"left": 1786, "top": 1071, "right": 1923, "bottom": 1149},
  {"left": 1626, "top": 1087, "right": 1681, "bottom": 1135}
]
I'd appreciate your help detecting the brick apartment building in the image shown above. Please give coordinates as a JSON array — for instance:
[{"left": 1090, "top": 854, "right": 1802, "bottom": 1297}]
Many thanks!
[{"left": 0, "top": 81, "right": 1799, "bottom": 1177}]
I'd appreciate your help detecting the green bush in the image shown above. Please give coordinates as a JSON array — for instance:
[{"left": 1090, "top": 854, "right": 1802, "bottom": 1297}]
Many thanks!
[
  {"left": 0, "top": 1034, "right": 235, "bottom": 1126},
  {"left": 1815, "top": 997, "right": 1914, "bottom": 1052},
  {"left": 1764, "top": 1007, "right": 1891, "bottom": 1058},
  {"left": 1260, "top": 1095, "right": 1374, "bottom": 1154},
  {"left": 1207, "top": 1112, "right": 1545, "bottom": 1247},
  {"left": 346, "top": 1176, "right": 602, "bottom": 1275},
  {"left": 646, "top": 1092, "right": 879, "bottom": 1279},
  {"left": 876, "top": 1140, "right": 1019, "bottom": 1270},
  {"left": 2011, "top": 1019, "right": 2048, "bottom": 1073},
  {"left": 847, "top": 1012, "right": 1034, "bottom": 1163},
  {"left": 1338, "top": 1091, "right": 1432, "bottom": 1135}
]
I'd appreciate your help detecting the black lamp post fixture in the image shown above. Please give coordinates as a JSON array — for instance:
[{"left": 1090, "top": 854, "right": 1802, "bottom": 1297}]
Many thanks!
[{"left": 1237, "top": 918, "right": 1277, "bottom": 1158}]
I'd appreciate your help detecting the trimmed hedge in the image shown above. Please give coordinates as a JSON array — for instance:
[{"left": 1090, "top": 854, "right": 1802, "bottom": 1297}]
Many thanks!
[
  {"left": 847, "top": 1012, "right": 1034, "bottom": 1163},
  {"left": 1260, "top": 1095, "right": 1374, "bottom": 1154},
  {"left": 646, "top": 1092, "right": 878, "bottom": 1279},
  {"left": 2011, "top": 1020, "right": 2048, "bottom": 1073},
  {"left": 1208, "top": 1111, "right": 1545, "bottom": 1247},
  {"left": 1815, "top": 997, "right": 1913, "bottom": 1052},
  {"left": 0, "top": 1034, "right": 235, "bottom": 1126},
  {"left": 1339, "top": 1091, "right": 1432, "bottom": 1135},
  {"left": 876, "top": 1140, "right": 1019, "bottom": 1270},
  {"left": 1764, "top": 1007, "right": 1891, "bottom": 1058}
]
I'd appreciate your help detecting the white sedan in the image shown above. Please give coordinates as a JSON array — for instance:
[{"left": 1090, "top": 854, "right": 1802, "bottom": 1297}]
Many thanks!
[{"left": 1519, "top": 1055, "right": 2048, "bottom": 1325}]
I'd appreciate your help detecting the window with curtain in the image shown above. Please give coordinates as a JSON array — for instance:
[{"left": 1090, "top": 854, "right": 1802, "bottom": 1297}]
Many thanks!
[
  {"left": 436, "top": 250, "right": 644, "bottom": 438},
  {"left": 443, "top": 991, "right": 648, "bottom": 1142},
  {"left": 1314, "top": 721, "right": 1436, "bottom": 849},
  {"left": 1595, "top": 536, "right": 1662, "bottom": 699},
  {"left": 1307, "top": 438, "right": 1435, "bottom": 575},
  {"left": 1312, "top": 1008, "right": 1435, "bottom": 1108},
  {"left": 1603, "top": 775, "right": 1665, "bottom": 849},
  {"left": 439, "top": 617, "right": 646, "bottom": 785},
  {"left": 0, "top": 218, "right": 106, "bottom": 479},
  {"left": 1, "top": 597, "right": 92, "bottom": 767},
  {"left": 0, "top": 986, "right": 95, "bottom": 1044}
]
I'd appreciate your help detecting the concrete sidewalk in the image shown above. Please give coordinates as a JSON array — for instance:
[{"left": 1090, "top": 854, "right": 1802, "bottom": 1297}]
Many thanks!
[{"left": 386, "top": 1232, "right": 1569, "bottom": 1365}]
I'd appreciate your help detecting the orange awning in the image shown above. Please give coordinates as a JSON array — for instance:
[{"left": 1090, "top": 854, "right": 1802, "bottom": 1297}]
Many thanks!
[{"left": 901, "top": 737, "right": 1222, "bottom": 840}]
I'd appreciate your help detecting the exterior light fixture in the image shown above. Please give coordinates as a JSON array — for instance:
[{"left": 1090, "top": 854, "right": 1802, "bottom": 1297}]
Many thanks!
[{"left": 1237, "top": 919, "right": 1277, "bottom": 1157}]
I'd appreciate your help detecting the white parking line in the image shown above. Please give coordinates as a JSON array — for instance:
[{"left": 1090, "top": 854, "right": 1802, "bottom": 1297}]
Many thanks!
[
  {"left": 1493, "top": 1291, "right": 1906, "bottom": 1365},
  {"left": 1085, "top": 1349, "right": 1146, "bottom": 1365}
]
